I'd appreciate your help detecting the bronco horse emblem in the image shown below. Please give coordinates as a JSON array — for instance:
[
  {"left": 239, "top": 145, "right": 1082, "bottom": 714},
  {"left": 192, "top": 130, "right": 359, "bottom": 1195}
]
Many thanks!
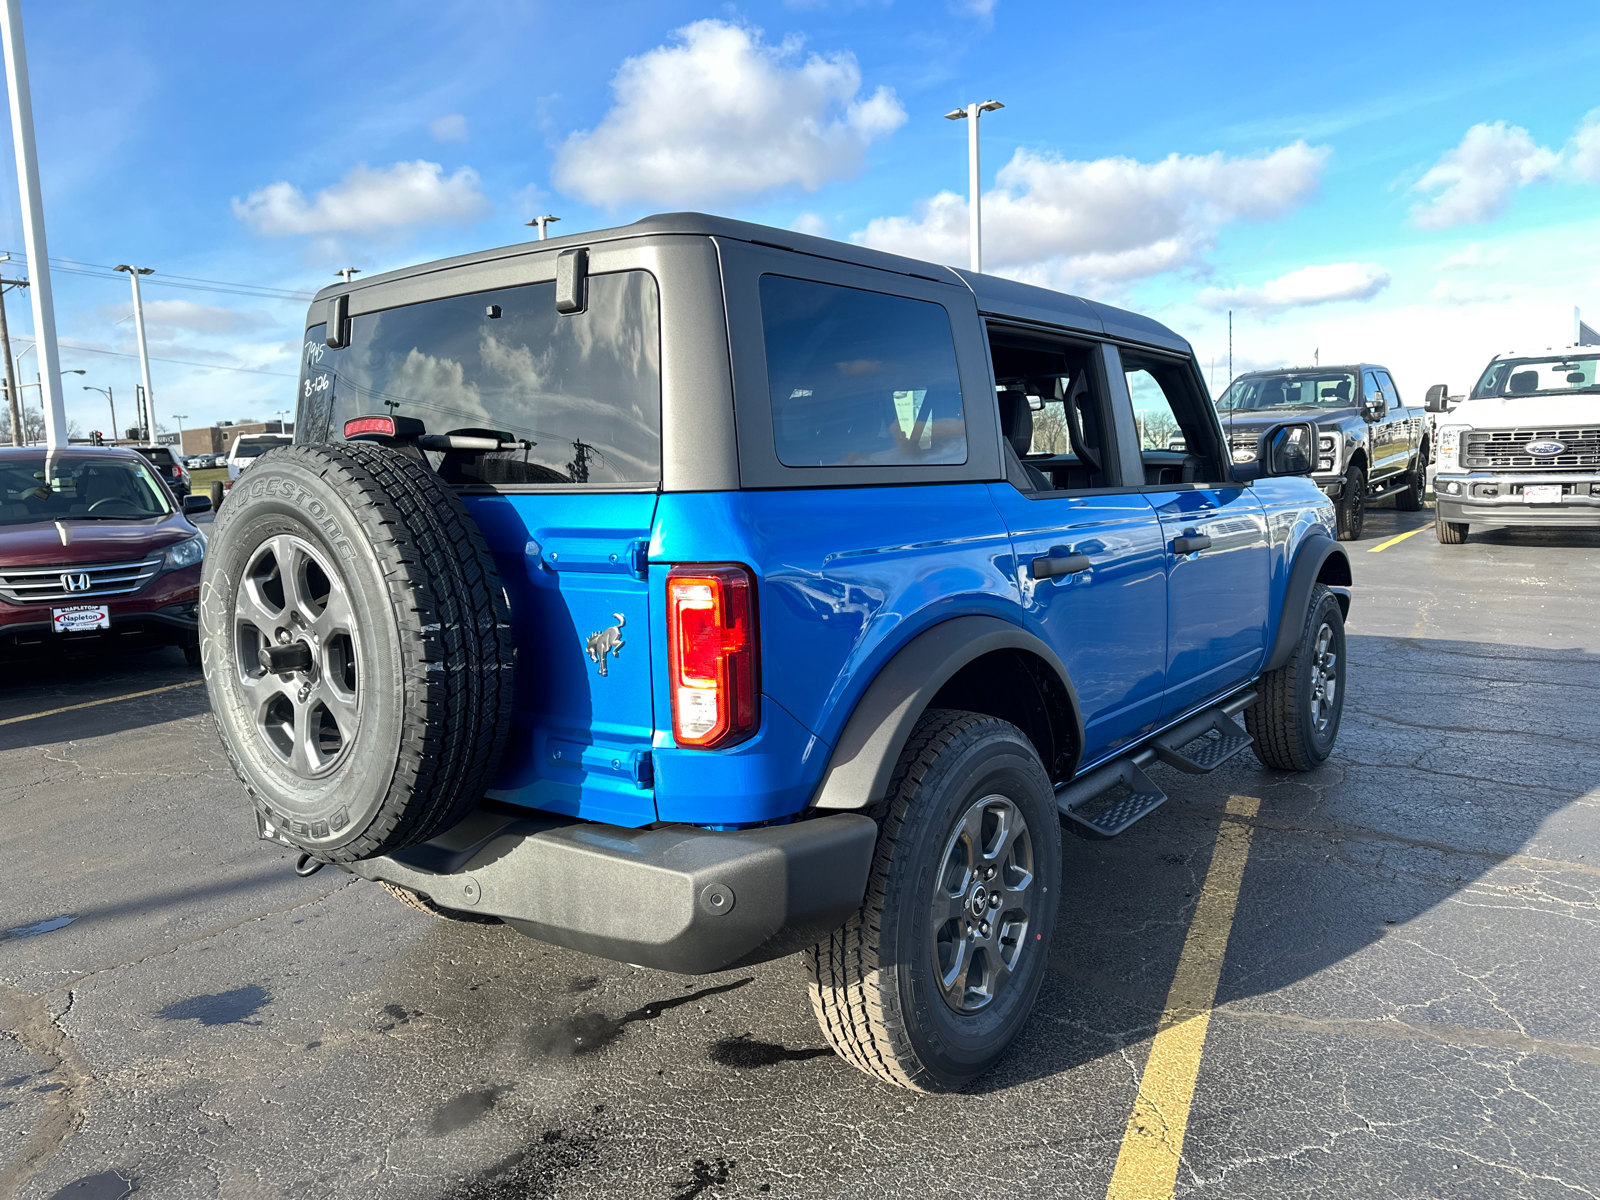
[{"left": 585, "top": 613, "right": 626, "bottom": 676}]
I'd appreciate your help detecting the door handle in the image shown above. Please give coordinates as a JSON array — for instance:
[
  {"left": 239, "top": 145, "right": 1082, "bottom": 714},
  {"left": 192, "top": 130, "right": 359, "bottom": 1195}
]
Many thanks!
[
  {"left": 1171, "top": 534, "right": 1212, "bottom": 555},
  {"left": 1032, "top": 552, "right": 1091, "bottom": 579}
]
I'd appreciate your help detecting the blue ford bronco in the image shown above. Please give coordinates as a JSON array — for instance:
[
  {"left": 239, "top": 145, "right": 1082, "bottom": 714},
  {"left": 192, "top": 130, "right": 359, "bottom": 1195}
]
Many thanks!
[{"left": 200, "top": 214, "right": 1351, "bottom": 1091}]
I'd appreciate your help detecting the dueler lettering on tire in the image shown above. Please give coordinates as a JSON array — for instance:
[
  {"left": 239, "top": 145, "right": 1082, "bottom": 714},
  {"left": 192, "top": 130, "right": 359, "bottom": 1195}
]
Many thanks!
[{"left": 199, "top": 442, "right": 515, "bottom": 862}]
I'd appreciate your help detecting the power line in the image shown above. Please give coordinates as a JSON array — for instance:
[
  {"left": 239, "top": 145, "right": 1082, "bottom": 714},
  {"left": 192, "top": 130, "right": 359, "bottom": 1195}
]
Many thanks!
[
  {"left": 12, "top": 338, "right": 298, "bottom": 379},
  {"left": 1, "top": 249, "right": 317, "bottom": 302}
]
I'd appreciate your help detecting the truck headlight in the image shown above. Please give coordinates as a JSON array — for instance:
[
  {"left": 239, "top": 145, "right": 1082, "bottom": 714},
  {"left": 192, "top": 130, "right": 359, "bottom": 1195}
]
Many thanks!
[
  {"left": 165, "top": 533, "right": 206, "bottom": 570},
  {"left": 1436, "top": 424, "right": 1468, "bottom": 462}
]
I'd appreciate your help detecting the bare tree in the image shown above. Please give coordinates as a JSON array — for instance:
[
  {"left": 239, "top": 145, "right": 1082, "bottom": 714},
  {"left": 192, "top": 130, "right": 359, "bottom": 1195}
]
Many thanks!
[
  {"left": 0, "top": 408, "right": 82, "bottom": 443},
  {"left": 1139, "top": 409, "right": 1179, "bottom": 449},
  {"left": 1031, "top": 405, "right": 1070, "bottom": 454}
]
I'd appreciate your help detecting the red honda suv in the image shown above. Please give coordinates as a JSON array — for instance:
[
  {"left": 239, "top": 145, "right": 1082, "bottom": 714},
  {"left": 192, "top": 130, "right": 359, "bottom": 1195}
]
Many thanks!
[{"left": 0, "top": 446, "right": 211, "bottom": 663}]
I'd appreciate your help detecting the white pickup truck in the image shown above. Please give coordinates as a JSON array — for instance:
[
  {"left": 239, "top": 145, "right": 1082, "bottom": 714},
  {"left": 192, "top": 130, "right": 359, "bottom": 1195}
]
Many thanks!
[{"left": 1427, "top": 345, "right": 1600, "bottom": 543}]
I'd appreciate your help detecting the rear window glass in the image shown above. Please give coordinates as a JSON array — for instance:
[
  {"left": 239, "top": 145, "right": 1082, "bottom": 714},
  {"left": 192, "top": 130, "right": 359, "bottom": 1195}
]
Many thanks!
[
  {"left": 136, "top": 447, "right": 174, "bottom": 465},
  {"left": 759, "top": 275, "right": 967, "bottom": 468},
  {"left": 231, "top": 442, "right": 278, "bottom": 458},
  {"left": 296, "top": 271, "right": 661, "bottom": 487}
]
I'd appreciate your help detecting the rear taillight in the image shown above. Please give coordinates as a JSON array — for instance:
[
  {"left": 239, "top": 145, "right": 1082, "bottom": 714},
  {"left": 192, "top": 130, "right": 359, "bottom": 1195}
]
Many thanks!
[
  {"left": 344, "top": 416, "right": 395, "bottom": 438},
  {"left": 667, "top": 564, "right": 758, "bottom": 748}
]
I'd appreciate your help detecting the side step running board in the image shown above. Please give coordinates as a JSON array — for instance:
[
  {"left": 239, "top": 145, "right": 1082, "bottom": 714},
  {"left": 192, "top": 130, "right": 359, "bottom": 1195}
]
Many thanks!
[{"left": 1056, "top": 692, "right": 1257, "bottom": 839}]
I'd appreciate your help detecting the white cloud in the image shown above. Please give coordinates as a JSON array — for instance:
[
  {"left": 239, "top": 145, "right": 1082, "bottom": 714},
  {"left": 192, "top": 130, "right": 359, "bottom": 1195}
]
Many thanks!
[
  {"left": 1196, "top": 262, "right": 1390, "bottom": 314},
  {"left": 952, "top": 0, "right": 998, "bottom": 17},
  {"left": 1428, "top": 278, "right": 1528, "bottom": 305},
  {"left": 1437, "top": 241, "right": 1507, "bottom": 271},
  {"left": 552, "top": 19, "right": 906, "bottom": 208},
  {"left": 100, "top": 299, "right": 274, "bottom": 334},
  {"left": 429, "top": 114, "right": 469, "bottom": 143},
  {"left": 790, "top": 212, "right": 831, "bottom": 237},
  {"left": 1410, "top": 121, "right": 1560, "bottom": 230},
  {"left": 1568, "top": 108, "right": 1600, "bottom": 183},
  {"left": 855, "top": 142, "right": 1328, "bottom": 291},
  {"left": 232, "top": 160, "right": 491, "bottom": 235}
]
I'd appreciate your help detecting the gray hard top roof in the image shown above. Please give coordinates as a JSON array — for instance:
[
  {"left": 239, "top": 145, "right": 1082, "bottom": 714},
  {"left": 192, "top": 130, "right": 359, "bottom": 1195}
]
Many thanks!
[
  {"left": 312, "top": 212, "right": 1191, "bottom": 355},
  {"left": 1238, "top": 364, "right": 1380, "bottom": 376}
]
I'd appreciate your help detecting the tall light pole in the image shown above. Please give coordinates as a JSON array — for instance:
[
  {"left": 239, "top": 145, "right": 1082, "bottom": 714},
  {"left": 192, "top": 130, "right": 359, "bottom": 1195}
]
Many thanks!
[
  {"left": 2, "top": 0, "right": 68, "bottom": 447},
  {"left": 525, "top": 215, "right": 560, "bottom": 240},
  {"left": 114, "top": 264, "right": 155, "bottom": 441},
  {"left": 170, "top": 412, "right": 187, "bottom": 451},
  {"left": 943, "top": 100, "right": 1004, "bottom": 273},
  {"left": 84, "top": 384, "right": 115, "bottom": 444}
]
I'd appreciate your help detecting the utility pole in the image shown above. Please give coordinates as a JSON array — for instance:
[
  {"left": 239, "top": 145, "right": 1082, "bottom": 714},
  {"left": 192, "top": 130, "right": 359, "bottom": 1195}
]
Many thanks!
[
  {"left": 114, "top": 264, "right": 155, "bottom": 441},
  {"left": 944, "top": 100, "right": 1004, "bottom": 273},
  {"left": 0, "top": 254, "right": 26, "bottom": 446},
  {"left": 135, "top": 384, "right": 147, "bottom": 441},
  {"left": 2, "top": 0, "right": 67, "bottom": 447},
  {"left": 525, "top": 215, "right": 560, "bottom": 240},
  {"left": 83, "top": 385, "right": 114, "bottom": 444}
]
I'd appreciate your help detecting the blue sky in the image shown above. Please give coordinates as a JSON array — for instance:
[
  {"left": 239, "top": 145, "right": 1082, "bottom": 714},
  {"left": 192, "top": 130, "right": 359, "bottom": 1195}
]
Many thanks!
[{"left": 2, "top": 0, "right": 1598, "bottom": 437}]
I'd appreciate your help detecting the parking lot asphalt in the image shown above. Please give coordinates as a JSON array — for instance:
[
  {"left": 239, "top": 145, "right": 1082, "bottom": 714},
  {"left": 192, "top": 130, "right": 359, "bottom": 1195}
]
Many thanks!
[{"left": 3, "top": 503, "right": 1598, "bottom": 1200}]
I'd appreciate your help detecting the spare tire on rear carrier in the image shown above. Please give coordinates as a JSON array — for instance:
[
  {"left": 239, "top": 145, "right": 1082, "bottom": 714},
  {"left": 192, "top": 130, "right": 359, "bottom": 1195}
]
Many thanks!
[{"left": 199, "top": 442, "right": 515, "bottom": 863}]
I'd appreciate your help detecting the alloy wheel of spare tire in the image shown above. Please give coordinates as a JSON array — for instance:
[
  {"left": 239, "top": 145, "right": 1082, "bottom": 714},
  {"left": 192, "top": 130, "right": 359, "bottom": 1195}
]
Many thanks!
[
  {"left": 1336, "top": 462, "right": 1366, "bottom": 541},
  {"left": 200, "top": 442, "right": 514, "bottom": 862}
]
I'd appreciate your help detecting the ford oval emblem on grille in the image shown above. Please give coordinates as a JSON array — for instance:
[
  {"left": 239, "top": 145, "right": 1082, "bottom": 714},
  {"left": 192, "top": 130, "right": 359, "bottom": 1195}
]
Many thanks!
[
  {"left": 1523, "top": 440, "right": 1565, "bottom": 456},
  {"left": 61, "top": 572, "right": 91, "bottom": 592}
]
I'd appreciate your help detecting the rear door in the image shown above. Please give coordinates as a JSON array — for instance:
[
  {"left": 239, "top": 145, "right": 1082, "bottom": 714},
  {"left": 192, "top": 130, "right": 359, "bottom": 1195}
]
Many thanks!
[
  {"left": 1118, "top": 348, "right": 1270, "bottom": 719},
  {"left": 295, "top": 258, "right": 666, "bottom": 826},
  {"left": 987, "top": 336, "right": 1168, "bottom": 764},
  {"left": 1364, "top": 368, "right": 1409, "bottom": 482}
]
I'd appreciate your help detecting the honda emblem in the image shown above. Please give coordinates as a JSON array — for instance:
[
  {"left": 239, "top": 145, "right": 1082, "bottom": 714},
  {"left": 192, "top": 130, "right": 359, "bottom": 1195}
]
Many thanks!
[{"left": 61, "top": 572, "right": 91, "bottom": 593}]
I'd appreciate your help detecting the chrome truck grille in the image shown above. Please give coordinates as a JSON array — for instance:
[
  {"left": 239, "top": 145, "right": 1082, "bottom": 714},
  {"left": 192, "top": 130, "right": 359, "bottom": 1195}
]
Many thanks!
[
  {"left": 0, "top": 556, "right": 162, "bottom": 604},
  {"left": 1461, "top": 426, "right": 1600, "bottom": 471}
]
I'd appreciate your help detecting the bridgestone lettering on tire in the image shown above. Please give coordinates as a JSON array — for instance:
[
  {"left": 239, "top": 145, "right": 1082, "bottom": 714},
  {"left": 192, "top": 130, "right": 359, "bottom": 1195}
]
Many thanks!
[
  {"left": 1245, "top": 584, "right": 1346, "bottom": 771},
  {"left": 199, "top": 442, "right": 514, "bottom": 862},
  {"left": 807, "top": 710, "right": 1061, "bottom": 1092}
]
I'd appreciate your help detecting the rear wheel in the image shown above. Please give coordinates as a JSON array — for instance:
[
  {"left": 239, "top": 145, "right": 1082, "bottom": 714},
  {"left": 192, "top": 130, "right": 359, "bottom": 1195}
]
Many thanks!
[
  {"left": 1395, "top": 443, "right": 1428, "bottom": 511},
  {"left": 1435, "top": 512, "right": 1469, "bottom": 544},
  {"left": 807, "top": 710, "right": 1060, "bottom": 1092},
  {"left": 200, "top": 442, "right": 514, "bottom": 863},
  {"left": 1246, "top": 584, "right": 1345, "bottom": 771},
  {"left": 1336, "top": 462, "right": 1366, "bottom": 540}
]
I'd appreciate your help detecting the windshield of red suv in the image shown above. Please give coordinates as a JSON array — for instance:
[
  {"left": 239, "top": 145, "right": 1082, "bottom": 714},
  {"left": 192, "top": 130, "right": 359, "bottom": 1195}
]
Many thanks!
[
  {"left": 1216, "top": 372, "right": 1357, "bottom": 411},
  {"left": 0, "top": 456, "right": 173, "bottom": 525},
  {"left": 1471, "top": 355, "right": 1599, "bottom": 398}
]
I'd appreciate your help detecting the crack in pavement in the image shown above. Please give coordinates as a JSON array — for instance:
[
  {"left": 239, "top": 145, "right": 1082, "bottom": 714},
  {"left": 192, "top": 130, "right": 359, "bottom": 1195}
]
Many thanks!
[{"left": 0, "top": 985, "right": 92, "bottom": 1200}]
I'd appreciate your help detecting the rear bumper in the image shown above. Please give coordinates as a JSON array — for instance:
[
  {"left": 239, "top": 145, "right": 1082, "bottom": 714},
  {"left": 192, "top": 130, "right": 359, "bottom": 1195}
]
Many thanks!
[
  {"left": 341, "top": 807, "right": 877, "bottom": 974},
  {"left": 1435, "top": 472, "right": 1600, "bottom": 527}
]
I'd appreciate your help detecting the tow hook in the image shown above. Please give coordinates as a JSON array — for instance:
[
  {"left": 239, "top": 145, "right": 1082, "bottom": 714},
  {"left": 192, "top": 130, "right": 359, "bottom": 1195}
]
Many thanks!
[{"left": 294, "top": 852, "right": 326, "bottom": 877}]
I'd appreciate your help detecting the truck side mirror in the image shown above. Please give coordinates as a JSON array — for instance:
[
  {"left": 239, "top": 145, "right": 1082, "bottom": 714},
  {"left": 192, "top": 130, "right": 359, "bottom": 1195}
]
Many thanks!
[
  {"left": 1360, "top": 396, "right": 1386, "bottom": 422},
  {"left": 1424, "top": 384, "right": 1451, "bottom": 413}
]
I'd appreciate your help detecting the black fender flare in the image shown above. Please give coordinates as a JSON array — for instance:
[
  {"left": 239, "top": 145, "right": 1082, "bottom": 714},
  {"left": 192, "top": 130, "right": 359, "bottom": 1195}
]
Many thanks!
[
  {"left": 809, "top": 615, "right": 1083, "bottom": 811},
  {"left": 1264, "top": 533, "right": 1350, "bottom": 673}
]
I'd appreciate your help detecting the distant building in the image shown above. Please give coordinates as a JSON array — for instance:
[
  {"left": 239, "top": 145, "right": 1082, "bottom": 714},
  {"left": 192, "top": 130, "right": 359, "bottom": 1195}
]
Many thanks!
[{"left": 181, "top": 420, "right": 293, "bottom": 456}]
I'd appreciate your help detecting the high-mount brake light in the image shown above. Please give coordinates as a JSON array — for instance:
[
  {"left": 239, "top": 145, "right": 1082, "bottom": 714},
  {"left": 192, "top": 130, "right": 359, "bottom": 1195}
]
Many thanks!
[
  {"left": 344, "top": 416, "right": 395, "bottom": 439},
  {"left": 667, "top": 564, "right": 758, "bottom": 749}
]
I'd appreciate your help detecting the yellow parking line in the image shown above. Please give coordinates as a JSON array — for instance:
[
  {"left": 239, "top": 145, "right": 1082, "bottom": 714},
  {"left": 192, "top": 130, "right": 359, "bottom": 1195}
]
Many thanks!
[
  {"left": 1367, "top": 526, "right": 1429, "bottom": 553},
  {"left": 0, "top": 680, "right": 204, "bottom": 727},
  {"left": 1105, "top": 795, "right": 1261, "bottom": 1200}
]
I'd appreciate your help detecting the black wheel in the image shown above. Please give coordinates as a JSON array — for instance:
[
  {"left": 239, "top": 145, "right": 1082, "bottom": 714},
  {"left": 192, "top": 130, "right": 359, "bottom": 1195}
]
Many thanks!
[
  {"left": 807, "top": 710, "right": 1061, "bottom": 1092},
  {"left": 1336, "top": 461, "right": 1366, "bottom": 540},
  {"left": 1435, "top": 511, "right": 1468, "bottom": 544},
  {"left": 379, "top": 880, "right": 502, "bottom": 925},
  {"left": 1245, "top": 584, "right": 1345, "bottom": 771},
  {"left": 1395, "top": 443, "right": 1427, "bottom": 511},
  {"left": 182, "top": 637, "right": 201, "bottom": 669},
  {"left": 210, "top": 481, "right": 225, "bottom": 513},
  {"left": 199, "top": 442, "right": 514, "bottom": 863}
]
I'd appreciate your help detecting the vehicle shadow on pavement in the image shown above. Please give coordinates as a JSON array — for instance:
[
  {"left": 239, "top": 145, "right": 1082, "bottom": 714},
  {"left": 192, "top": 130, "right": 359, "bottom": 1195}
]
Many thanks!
[
  {"left": 0, "top": 648, "right": 207, "bottom": 751},
  {"left": 971, "top": 630, "right": 1600, "bottom": 1093}
]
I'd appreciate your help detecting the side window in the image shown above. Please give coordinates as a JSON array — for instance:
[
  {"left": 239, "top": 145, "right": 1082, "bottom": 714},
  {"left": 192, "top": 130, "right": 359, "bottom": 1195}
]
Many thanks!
[
  {"left": 759, "top": 274, "right": 967, "bottom": 468},
  {"left": 1362, "top": 369, "right": 1383, "bottom": 411},
  {"left": 988, "top": 333, "right": 1116, "bottom": 492},
  {"left": 1375, "top": 370, "right": 1401, "bottom": 409},
  {"left": 1122, "top": 353, "right": 1226, "bottom": 485}
]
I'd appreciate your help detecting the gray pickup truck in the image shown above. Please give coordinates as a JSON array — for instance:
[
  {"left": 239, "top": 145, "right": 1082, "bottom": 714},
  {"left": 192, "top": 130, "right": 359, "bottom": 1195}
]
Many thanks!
[{"left": 1212, "top": 365, "right": 1428, "bottom": 540}]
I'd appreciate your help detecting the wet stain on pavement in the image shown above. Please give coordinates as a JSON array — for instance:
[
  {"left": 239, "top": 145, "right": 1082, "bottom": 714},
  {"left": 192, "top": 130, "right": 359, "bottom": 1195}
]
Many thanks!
[
  {"left": 46, "top": 1170, "right": 137, "bottom": 1199},
  {"left": 669, "top": 1157, "right": 733, "bottom": 1200},
  {"left": 708, "top": 1033, "right": 835, "bottom": 1069},
  {"left": 526, "top": 977, "right": 753, "bottom": 1058},
  {"left": 157, "top": 984, "right": 269, "bottom": 1026},
  {"left": 0, "top": 915, "right": 76, "bottom": 941},
  {"left": 378, "top": 1003, "right": 427, "bottom": 1031},
  {"left": 430, "top": 1085, "right": 515, "bottom": 1135},
  {"left": 440, "top": 1120, "right": 604, "bottom": 1200},
  {"left": 565, "top": 974, "right": 601, "bottom": 994}
]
